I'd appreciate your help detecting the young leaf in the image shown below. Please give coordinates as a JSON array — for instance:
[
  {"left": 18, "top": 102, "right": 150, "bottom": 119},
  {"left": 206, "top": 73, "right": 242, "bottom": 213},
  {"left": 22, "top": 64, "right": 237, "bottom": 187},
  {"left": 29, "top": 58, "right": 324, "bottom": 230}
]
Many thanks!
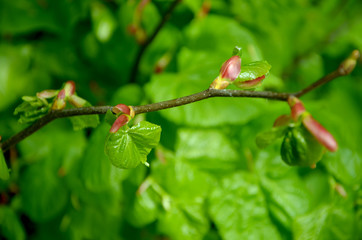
[
  {"left": 69, "top": 102, "right": 100, "bottom": 130},
  {"left": 234, "top": 60, "right": 271, "bottom": 88},
  {"left": 0, "top": 151, "right": 10, "bottom": 180},
  {"left": 14, "top": 96, "right": 50, "bottom": 124},
  {"left": 104, "top": 121, "right": 161, "bottom": 169}
]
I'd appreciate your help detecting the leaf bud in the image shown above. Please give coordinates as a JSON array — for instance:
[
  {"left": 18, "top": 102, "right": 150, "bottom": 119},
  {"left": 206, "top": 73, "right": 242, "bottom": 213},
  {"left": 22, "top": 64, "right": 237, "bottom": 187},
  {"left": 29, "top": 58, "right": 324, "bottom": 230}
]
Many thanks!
[
  {"left": 338, "top": 50, "right": 360, "bottom": 75},
  {"left": 281, "top": 125, "right": 325, "bottom": 168},
  {"left": 109, "top": 115, "right": 130, "bottom": 133},
  {"left": 219, "top": 55, "right": 241, "bottom": 81},
  {"left": 36, "top": 90, "right": 59, "bottom": 99},
  {"left": 302, "top": 114, "right": 338, "bottom": 152},
  {"left": 63, "top": 81, "right": 76, "bottom": 97},
  {"left": 112, "top": 104, "right": 131, "bottom": 116},
  {"left": 52, "top": 89, "right": 66, "bottom": 110},
  {"left": 288, "top": 96, "right": 306, "bottom": 121},
  {"left": 68, "top": 95, "right": 87, "bottom": 108}
]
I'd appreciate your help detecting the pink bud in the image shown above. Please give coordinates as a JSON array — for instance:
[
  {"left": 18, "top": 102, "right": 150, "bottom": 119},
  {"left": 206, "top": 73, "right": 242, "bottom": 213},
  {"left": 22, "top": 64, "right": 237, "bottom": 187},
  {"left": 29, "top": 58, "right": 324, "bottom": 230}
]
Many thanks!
[
  {"left": 220, "top": 56, "right": 241, "bottom": 81},
  {"left": 112, "top": 104, "right": 131, "bottom": 115},
  {"left": 302, "top": 114, "right": 338, "bottom": 152},
  {"left": 109, "top": 115, "right": 130, "bottom": 133},
  {"left": 37, "top": 90, "right": 59, "bottom": 99},
  {"left": 288, "top": 96, "right": 306, "bottom": 121},
  {"left": 64, "top": 81, "right": 76, "bottom": 97}
]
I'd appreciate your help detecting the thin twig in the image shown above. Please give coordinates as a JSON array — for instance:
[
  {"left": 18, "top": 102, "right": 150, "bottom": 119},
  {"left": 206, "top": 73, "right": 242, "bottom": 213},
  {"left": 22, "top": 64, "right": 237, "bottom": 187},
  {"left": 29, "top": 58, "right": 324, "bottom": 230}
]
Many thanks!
[
  {"left": 0, "top": 50, "right": 358, "bottom": 152},
  {"left": 129, "top": 0, "right": 182, "bottom": 83},
  {"left": 293, "top": 70, "right": 341, "bottom": 97},
  {"left": 0, "top": 106, "right": 111, "bottom": 152}
]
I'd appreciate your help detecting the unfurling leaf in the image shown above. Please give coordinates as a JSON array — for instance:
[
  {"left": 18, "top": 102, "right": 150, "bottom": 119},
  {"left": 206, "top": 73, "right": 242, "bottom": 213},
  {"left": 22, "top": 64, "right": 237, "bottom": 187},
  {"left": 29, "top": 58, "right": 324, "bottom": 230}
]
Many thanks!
[
  {"left": 233, "top": 60, "right": 271, "bottom": 89},
  {"left": 14, "top": 96, "right": 50, "bottom": 124},
  {"left": 281, "top": 125, "right": 324, "bottom": 168},
  {"left": 104, "top": 121, "right": 161, "bottom": 169}
]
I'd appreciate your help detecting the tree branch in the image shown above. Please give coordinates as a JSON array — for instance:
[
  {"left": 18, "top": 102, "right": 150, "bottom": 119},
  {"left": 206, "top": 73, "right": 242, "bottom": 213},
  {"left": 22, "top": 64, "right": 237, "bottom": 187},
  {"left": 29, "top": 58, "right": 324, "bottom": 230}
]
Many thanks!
[
  {"left": 0, "top": 50, "right": 359, "bottom": 152},
  {"left": 129, "top": 0, "right": 182, "bottom": 83}
]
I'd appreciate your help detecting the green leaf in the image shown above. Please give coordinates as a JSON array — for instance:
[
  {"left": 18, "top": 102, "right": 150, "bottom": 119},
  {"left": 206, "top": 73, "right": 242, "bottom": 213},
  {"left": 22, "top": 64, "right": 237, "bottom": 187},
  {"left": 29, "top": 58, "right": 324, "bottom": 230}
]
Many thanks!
[
  {"left": 105, "top": 121, "right": 161, "bottom": 169},
  {"left": 293, "top": 203, "right": 356, "bottom": 240},
  {"left": 183, "top": 0, "right": 204, "bottom": 14},
  {"left": 260, "top": 175, "right": 311, "bottom": 229},
  {"left": 175, "top": 129, "right": 240, "bottom": 173},
  {"left": 110, "top": 84, "right": 143, "bottom": 106},
  {"left": 236, "top": 60, "right": 271, "bottom": 82},
  {"left": 80, "top": 123, "right": 122, "bottom": 192},
  {"left": 256, "top": 126, "right": 288, "bottom": 149},
  {"left": 185, "top": 15, "right": 263, "bottom": 63},
  {"left": 157, "top": 200, "right": 209, "bottom": 240},
  {"left": 90, "top": 2, "right": 117, "bottom": 43},
  {"left": 151, "top": 154, "right": 210, "bottom": 200},
  {"left": 20, "top": 161, "right": 68, "bottom": 222},
  {"left": 208, "top": 172, "right": 281, "bottom": 240},
  {"left": 0, "top": 151, "right": 10, "bottom": 180},
  {"left": 126, "top": 185, "right": 161, "bottom": 227},
  {"left": 150, "top": 156, "right": 210, "bottom": 239},
  {"left": 324, "top": 148, "right": 362, "bottom": 186},
  {"left": 0, "top": 206, "right": 26, "bottom": 240}
]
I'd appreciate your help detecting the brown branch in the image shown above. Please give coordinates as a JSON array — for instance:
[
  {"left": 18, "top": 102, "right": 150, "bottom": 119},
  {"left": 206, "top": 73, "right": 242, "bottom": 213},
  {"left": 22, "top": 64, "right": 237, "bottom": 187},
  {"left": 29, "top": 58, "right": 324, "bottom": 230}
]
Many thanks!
[
  {"left": 0, "top": 50, "right": 358, "bottom": 152},
  {"left": 129, "top": 0, "right": 182, "bottom": 83},
  {"left": 0, "top": 106, "right": 111, "bottom": 152},
  {"left": 294, "top": 49, "right": 360, "bottom": 98}
]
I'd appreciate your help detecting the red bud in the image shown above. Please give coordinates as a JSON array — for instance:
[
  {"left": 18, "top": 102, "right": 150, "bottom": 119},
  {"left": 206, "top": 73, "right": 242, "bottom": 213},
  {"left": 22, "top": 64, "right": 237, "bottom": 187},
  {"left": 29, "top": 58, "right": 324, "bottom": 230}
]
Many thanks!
[
  {"left": 288, "top": 96, "right": 306, "bottom": 121},
  {"left": 302, "top": 114, "right": 338, "bottom": 152},
  {"left": 109, "top": 115, "right": 129, "bottom": 133},
  {"left": 220, "top": 56, "right": 241, "bottom": 81},
  {"left": 112, "top": 104, "right": 131, "bottom": 115}
]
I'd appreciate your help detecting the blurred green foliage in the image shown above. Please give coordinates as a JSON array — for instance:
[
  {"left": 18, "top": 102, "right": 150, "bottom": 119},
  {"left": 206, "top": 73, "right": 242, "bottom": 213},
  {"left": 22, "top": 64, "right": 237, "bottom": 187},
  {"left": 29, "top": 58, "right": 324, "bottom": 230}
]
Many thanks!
[{"left": 0, "top": 0, "right": 361, "bottom": 239}]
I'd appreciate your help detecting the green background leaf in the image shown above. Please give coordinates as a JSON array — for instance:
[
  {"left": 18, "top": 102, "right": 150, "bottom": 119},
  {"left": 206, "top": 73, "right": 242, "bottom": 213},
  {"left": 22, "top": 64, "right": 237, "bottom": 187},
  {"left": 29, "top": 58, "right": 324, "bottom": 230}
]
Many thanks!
[{"left": 0, "top": 151, "right": 10, "bottom": 180}]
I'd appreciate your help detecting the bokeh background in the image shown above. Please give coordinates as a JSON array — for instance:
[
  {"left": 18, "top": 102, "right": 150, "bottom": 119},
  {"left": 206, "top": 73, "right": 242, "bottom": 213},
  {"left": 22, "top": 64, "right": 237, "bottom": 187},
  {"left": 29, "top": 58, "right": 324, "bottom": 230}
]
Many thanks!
[{"left": 0, "top": 0, "right": 361, "bottom": 239}]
